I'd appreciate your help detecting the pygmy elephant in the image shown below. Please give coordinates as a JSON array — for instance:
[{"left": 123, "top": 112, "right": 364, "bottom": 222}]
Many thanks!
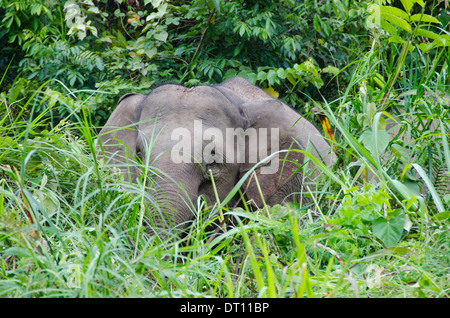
[{"left": 97, "top": 77, "right": 336, "bottom": 238}]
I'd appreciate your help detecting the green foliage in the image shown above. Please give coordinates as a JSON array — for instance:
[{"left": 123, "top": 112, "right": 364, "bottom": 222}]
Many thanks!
[
  {"left": 1, "top": 0, "right": 370, "bottom": 127},
  {"left": 367, "top": 0, "right": 450, "bottom": 52},
  {"left": 328, "top": 185, "right": 408, "bottom": 248},
  {"left": 1, "top": 0, "right": 449, "bottom": 299}
]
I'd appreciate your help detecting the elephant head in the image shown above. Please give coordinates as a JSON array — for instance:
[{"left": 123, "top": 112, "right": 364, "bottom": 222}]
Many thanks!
[
  {"left": 215, "top": 77, "right": 336, "bottom": 206},
  {"left": 98, "top": 77, "right": 335, "bottom": 238}
]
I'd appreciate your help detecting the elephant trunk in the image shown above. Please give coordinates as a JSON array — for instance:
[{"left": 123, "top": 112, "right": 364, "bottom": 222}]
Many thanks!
[{"left": 143, "top": 163, "right": 201, "bottom": 239}]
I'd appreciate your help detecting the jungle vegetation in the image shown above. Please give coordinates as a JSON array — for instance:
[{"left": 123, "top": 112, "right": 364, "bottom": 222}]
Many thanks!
[{"left": 0, "top": 0, "right": 449, "bottom": 298}]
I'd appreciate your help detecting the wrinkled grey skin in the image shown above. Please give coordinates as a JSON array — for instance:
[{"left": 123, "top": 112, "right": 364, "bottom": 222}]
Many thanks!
[{"left": 98, "top": 77, "right": 336, "bottom": 238}]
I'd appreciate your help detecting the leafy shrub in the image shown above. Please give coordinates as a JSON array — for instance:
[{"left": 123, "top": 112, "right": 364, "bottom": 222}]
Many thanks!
[{"left": 1, "top": 0, "right": 370, "bottom": 127}]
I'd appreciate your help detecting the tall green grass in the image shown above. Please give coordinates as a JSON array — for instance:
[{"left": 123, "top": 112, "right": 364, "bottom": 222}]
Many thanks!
[{"left": 1, "top": 37, "right": 449, "bottom": 298}]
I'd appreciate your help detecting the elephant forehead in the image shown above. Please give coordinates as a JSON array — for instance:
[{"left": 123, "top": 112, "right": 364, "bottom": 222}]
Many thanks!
[
  {"left": 147, "top": 84, "right": 233, "bottom": 110},
  {"left": 139, "top": 84, "right": 246, "bottom": 130}
]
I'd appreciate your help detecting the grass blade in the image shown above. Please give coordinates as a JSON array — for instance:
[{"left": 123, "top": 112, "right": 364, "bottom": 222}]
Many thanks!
[{"left": 411, "top": 163, "right": 445, "bottom": 213}]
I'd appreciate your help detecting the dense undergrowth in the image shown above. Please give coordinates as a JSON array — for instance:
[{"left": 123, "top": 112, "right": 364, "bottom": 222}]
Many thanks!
[{"left": 0, "top": 0, "right": 449, "bottom": 298}]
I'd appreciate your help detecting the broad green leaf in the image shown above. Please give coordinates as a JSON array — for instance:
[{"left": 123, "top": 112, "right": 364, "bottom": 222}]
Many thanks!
[
  {"left": 380, "top": 6, "right": 409, "bottom": 21},
  {"left": 257, "top": 70, "right": 267, "bottom": 82},
  {"left": 400, "top": 0, "right": 413, "bottom": 12},
  {"left": 0, "top": 136, "right": 17, "bottom": 148},
  {"left": 313, "top": 15, "right": 321, "bottom": 31},
  {"left": 410, "top": 14, "right": 440, "bottom": 24},
  {"left": 420, "top": 36, "right": 450, "bottom": 52},
  {"left": 207, "top": 0, "right": 222, "bottom": 13},
  {"left": 384, "top": 15, "right": 411, "bottom": 33},
  {"left": 239, "top": 24, "right": 246, "bottom": 36},
  {"left": 95, "top": 57, "right": 104, "bottom": 71},
  {"left": 378, "top": 7, "right": 411, "bottom": 33},
  {"left": 388, "top": 36, "right": 407, "bottom": 44},
  {"left": 277, "top": 68, "right": 288, "bottom": 79},
  {"left": 400, "top": 0, "right": 423, "bottom": 13},
  {"left": 372, "top": 215, "right": 405, "bottom": 247},
  {"left": 266, "top": 69, "right": 278, "bottom": 86},
  {"left": 441, "top": 34, "right": 450, "bottom": 46},
  {"left": 433, "top": 211, "right": 450, "bottom": 222},
  {"left": 360, "top": 129, "right": 389, "bottom": 156},
  {"left": 154, "top": 31, "right": 168, "bottom": 42},
  {"left": 387, "top": 176, "right": 426, "bottom": 216},
  {"left": 3, "top": 247, "right": 32, "bottom": 258},
  {"left": 86, "top": 5, "right": 100, "bottom": 14},
  {"left": 147, "top": 0, "right": 163, "bottom": 7},
  {"left": 237, "top": 22, "right": 250, "bottom": 37},
  {"left": 417, "top": 42, "right": 433, "bottom": 52},
  {"left": 415, "top": 27, "right": 443, "bottom": 43},
  {"left": 286, "top": 73, "right": 297, "bottom": 86},
  {"left": 144, "top": 47, "right": 157, "bottom": 59},
  {"left": 322, "top": 65, "right": 339, "bottom": 75},
  {"left": 366, "top": 102, "right": 376, "bottom": 122},
  {"left": 379, "top": 19, "right": 398, "bottom": 36}
]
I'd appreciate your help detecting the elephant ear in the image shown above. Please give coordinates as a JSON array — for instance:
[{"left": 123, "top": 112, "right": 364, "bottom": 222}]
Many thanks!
[
  {"left": 98, "top": 93, "right": 145, "bottom": 182},
  {"left": 242, "top": 99, "right": 336, "bottom": 206}
]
